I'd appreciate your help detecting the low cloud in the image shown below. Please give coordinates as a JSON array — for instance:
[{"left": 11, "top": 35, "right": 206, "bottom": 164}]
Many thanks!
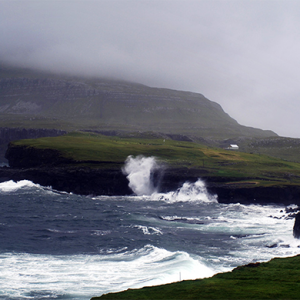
[{"left": 1, "top": 0, "right": 300, "bottom": 137}]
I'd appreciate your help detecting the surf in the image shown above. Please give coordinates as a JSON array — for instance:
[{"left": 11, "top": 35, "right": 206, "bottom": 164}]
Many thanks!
[
  {"left": 0, "top": 179, "right": 41, "bottom": 192},
  {"left": 0, "top": 245, "right": 218, "bottom": 300},
  {"left": 122, "top": 155, "right": 217, "bottom": 203}
]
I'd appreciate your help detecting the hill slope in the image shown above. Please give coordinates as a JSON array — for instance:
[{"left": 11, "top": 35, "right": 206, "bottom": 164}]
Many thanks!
[
  {"left": 0, "top": 64, "right": 276, "bottom": 139},
  {"left": 92, "top": 255, "right": 300, "bottom": 300}
]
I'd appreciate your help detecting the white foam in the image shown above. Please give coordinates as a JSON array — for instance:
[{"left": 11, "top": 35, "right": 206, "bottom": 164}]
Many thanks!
[
  {"left": 0, "top": 245, "right": 217, "bottom": 299},
  {"left": 0, "top": 180, "right": 41, "bottom": 192},
  {"left": 122, "top": 155, "right": 159, "bottom": 195},
  {"left": 134, "top": 225, "right": 163, "bottom": 235},
  {"left": 151, "top": 179, "right": 218, "bottom": 203}
]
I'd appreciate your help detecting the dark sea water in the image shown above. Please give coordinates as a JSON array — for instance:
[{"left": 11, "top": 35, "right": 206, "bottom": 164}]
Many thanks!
[{"left": 0, "top": 156, "right": 300, "bottom": 299}]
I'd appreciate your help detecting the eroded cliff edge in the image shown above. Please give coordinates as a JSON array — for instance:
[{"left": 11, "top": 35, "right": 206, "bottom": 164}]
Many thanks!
[
  {"left": 0, "top": 127, "right": 67, "bottom": 163},
  {"left": 2, "top": 143, "right": 300, "bottom": 205}
]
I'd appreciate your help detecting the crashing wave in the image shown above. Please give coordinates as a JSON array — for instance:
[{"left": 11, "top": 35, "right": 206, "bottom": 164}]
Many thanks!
[
  {"left": 152, "top": 179, "right": 217, "bottom": 203},
  {"left": 122, "top": 155, "right": 217, "bottom": 203},
  {"left": 0, "top": 180, "right": 41, "bottom": 192},
  {"left": 122, "top": 155, "right": 160, "bottom": 196}
]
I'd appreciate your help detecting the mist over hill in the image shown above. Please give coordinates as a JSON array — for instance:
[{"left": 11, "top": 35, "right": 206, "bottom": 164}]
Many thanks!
[{"left": 0, "top": 64, "right": 276, "bottom": 139}]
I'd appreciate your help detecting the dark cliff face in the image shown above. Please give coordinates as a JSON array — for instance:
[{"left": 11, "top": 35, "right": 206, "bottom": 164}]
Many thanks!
[
  {"left": 5, "top": 145, "right": 73, "bottom": 168},
  {"left": 0, "top": 127, "right": 67, "bottom": 163},
  {"left": 158, "top": 168, "right": 300, "bottom": 206},
  {"left": 293, "top": 212, "right": 300, "bottom": 238},
  {"left": 3, "top": 142, "right": 300, "bottom": 205},
  {"left": 2, "top": 141, "right": 132, "bottom": 196},
  {"left": 2, "top": 163, "right": 300, "bottom": 205},
  {"left": 0, "top": 167, "right": 132, "bottom": 196},
  {"left": 208, "top": 185, "right": 300, "bottom": 206}
]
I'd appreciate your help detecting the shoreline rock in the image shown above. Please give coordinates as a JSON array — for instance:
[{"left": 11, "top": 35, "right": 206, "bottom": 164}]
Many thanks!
[
  {"left": 0, "top": 127, "right": 67, "bottom": 163},
  {"left": 294, "top": 212, "right": 300, "bottom": 238},
  {"left": 1, "top": 165, "right": 300, "bottom": 206},
  {"left": 3, "top": 141, "right": 300, "bottom": 205},
  {"left": 0, "top": 166, "right": 132, "bottom": 196}
]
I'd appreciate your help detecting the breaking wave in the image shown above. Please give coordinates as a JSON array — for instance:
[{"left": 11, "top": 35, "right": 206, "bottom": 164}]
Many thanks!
[
  {"left": 0, "top": 245, "right": 218, "bottom": 299},
  {"left": 152, "top": 179, "right": 217, "bottom": 203},
  {"left": 123, "top": 155, "right": 217, "bottom": 203},
  {"left": 0, "top": 180, "right": 42, "bottom": 192}
]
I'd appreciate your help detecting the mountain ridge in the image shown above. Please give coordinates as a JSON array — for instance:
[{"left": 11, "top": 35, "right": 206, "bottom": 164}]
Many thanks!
[{"left": 0, "top": 63, "right": 276, "bottom": 139}]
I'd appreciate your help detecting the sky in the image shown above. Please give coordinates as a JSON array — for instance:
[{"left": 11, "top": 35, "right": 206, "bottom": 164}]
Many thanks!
[{"left": 1, "top": 0, "right": 300, "bottom": 138}]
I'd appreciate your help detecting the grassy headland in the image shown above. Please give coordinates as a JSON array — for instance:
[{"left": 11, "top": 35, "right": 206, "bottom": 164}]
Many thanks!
[
  {"left": 92, "top": 254, "right": 300, "bottom": 300},
  {"left": 9, "top": 131, "right": 300, "bottom": 188}
]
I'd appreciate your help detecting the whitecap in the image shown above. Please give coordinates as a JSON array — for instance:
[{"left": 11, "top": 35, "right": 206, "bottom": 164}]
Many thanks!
[
  {"left": 134, "top": 225, "right": 163, "bottom": 235},
  {"left": 151, "top": 179, "right": 218, "bottom": 203},
  {"left": 0, "top": 245, "right": 220, "bottom": 299},
  {"left": 0, "top": 180, "right": 41, "bottom": 192}
]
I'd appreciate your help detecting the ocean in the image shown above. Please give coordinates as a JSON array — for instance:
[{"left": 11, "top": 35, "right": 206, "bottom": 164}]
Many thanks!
[{"left": 0, "top": 156, "right": 299, "bottom": 299}]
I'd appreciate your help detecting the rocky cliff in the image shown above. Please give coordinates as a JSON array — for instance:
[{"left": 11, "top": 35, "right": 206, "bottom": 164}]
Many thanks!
[
  {"left": 3, "top": 143, "right": 300, "bottom": 205},
  {"left": 0, "top": 127, "right": 67, "bottom": 162}
]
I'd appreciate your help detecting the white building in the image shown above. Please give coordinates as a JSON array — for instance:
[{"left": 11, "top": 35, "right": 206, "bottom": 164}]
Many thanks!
[{"left": 227, "top": 144, "right": 239, "bottom": 150}]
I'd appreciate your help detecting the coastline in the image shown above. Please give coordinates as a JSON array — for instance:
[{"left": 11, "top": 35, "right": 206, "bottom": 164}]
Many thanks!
[
  {"left": 2, "top": 164, "right": 300, "bottom": 206},
  {"left": 2, "top": 132, "right": 300, "bottom": 205},
  {"left": 2, "top": 137, "right": 300, "bottom": 300},
  {"left": 91, "top": 254, "right": 300, "bottom": 300}
]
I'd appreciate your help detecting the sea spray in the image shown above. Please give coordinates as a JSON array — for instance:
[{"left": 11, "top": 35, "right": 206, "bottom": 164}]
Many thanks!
[
  {"left": 122, "top": 155, "right": 217, "bottom": 202},
  {"left": 152, "top": 179, "right": 218, "bottom": 203},
  {"left": 122, "top": 155, "right": 161, "bottom": 195},
  {"left": 0, "top": 180, "right": 41, "bottom": 192},
  {"left": 0, "top": 246, "right": 217, "bottom": 299}
]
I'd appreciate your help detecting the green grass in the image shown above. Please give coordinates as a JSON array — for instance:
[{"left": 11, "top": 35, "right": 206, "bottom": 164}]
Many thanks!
[
  {"left": 10, "top": 132, "right": 300, "bottom": 186},
  {"left": 91, "top": 255, "right": 300, "bottom": 300},
  {"left": 238, "top": 137, "right": 300, "bottom": 163}
]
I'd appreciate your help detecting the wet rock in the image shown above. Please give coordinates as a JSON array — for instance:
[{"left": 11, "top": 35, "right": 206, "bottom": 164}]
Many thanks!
[
  {"left": 0, "top": 166, "right": 132, "bottom": 196},
  {"left": 266, "top": 243, "right": 278, "bottom": 248},
  {"left": 4, "top": 142, "right": 300, "bottom": 204},
  {"left": 293, "top": 212, "right": 300, "bottom": 239},
  {"left": 0, "top": 127, "right": 66, "bottom": 163}
]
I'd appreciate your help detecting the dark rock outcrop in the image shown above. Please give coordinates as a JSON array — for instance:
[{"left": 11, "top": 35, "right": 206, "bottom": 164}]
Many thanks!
[
  {"left": 207, "top": 184, "right": 300, "bottom": 206},
  {"left": 3, "top": 140, "right": 300, "bottom": 204},
  {"left": 156, "top": 167, "right": 300, "bottom": 205},
  {"left": 5, "top": 145, "right": 73, "bottom": 168},
  {"left": 294, "top": 212, "right": 300, "bottom": 238},
  {"left": 0, "top": 127, "right": 67, "bottom": 162},
  {"left": 2, "top": 162, "right": 300, "bottom": 205},
  {"left": 0, "top": 166, "right": 132, "bottom": 196}
]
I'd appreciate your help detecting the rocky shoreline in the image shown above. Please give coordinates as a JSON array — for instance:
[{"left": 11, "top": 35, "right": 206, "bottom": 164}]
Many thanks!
[
  {"left": 0, "top": 165, "right": 132, "bottom": 196},
  {"left": 1, "top": 164, "right": 300, "bottom": 206},
  {"left": 2, "top": 141, "right": 300, "bottom": 206},
  {"left": 3, "top": 142, "right": 300, "bottom": 238}
]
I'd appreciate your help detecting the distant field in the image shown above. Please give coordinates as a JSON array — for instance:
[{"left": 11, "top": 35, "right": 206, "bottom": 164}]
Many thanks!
[
  {"left": 11, "top": 132, "right": 300, "bottom": 187},
  {"left": 238, "top": 136, "right": 300, "bottom": 163}
]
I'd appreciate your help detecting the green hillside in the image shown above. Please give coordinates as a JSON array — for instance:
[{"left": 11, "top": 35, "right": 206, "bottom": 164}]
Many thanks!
[
  {"left": 0, "top": 64, "right": 276, "bottom": 139},
  {"left": 235, "top": 136, "right": 300, "bottom": 163},
  {"left": 92, "top": 254, "right": 300, "bottom": 300}
]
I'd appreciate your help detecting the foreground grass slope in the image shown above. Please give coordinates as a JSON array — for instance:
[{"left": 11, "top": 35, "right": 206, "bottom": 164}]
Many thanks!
[
  {"left": 9, "top": 132, "right": 300, "bottom": 187},
  {"left": 92, "top": 255, "right": 300, "bottom": 300}
]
